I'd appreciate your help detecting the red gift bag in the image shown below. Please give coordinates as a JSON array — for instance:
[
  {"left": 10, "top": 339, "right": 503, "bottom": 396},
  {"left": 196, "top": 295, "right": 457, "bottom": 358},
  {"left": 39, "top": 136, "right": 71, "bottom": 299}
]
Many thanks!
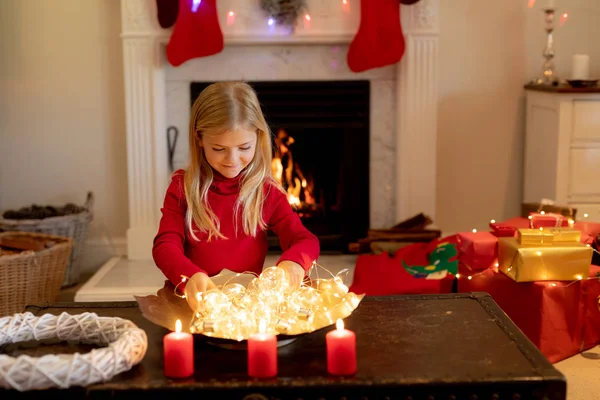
[{"left": 350, "top": 237, "right": 457, "bottom": 296}]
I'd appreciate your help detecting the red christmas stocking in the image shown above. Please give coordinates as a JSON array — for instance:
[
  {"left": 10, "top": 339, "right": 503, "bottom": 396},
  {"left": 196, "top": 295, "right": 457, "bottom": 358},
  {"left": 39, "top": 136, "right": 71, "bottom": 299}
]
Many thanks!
[
  {"left": 156, "top": 0, "right": 179, "bottom": 29},
  {"left": 347, "top": 0, "right": 406, "bottom": 73},
  {"left": 166, "top": 0, "right": 224, "bottom": 67}
]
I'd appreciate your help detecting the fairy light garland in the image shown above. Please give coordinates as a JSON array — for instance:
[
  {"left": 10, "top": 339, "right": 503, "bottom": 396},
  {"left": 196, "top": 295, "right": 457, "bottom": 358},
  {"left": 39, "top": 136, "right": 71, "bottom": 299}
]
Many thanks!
[{"left": 175, "top": 263, "right": 363, "bottom": 341}]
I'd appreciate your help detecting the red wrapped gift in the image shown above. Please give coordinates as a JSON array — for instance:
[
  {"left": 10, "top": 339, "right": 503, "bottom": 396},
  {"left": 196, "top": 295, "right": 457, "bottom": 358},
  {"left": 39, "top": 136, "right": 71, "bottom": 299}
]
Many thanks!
[
  {"left": 489, "top": 222, "right": 516, "bottom": 237},
  {"left": 457, "top": 264, "right": 600, "bottom": 363},
  {"left": 350, "top": 238, "right": 457, "bottom": 296},
  {"left": 457, "top": 231, "right": 498, "bottom": 271},
  {"left": 528, "top": 212, "right": 570, "bottom": 228}
]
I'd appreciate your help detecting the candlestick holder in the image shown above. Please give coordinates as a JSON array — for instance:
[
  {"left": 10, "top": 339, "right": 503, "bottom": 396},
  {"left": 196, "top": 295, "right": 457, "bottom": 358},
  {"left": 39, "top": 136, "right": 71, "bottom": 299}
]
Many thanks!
[{"left": 532, "top": 7, "right": 559, "bottom": 85}]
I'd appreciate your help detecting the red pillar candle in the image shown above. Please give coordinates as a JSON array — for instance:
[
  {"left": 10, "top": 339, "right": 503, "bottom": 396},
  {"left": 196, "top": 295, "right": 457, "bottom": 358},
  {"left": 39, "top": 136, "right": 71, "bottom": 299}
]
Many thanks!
[
  {"left": 247, "top": 320, "right": 277, "bottom": 378},
  {"left": 326, "top": 319, "right": 357, "bottom": 376},
  {"left": 163, "top": 319, "right": 194, "bottom": 378}
]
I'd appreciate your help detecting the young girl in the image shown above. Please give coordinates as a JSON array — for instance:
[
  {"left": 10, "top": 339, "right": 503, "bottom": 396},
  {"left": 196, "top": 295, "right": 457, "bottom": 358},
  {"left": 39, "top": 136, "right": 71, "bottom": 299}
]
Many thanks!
[{"left": 152, "top": 81, "right": 320, "bottom": 310}]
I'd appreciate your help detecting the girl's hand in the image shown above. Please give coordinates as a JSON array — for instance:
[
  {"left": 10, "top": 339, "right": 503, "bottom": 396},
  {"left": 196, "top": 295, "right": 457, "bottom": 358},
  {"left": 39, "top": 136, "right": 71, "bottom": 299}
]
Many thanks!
[
  {"left": 277, "top": 260, "right": 305, "bottom": 288},
  {"left": 184, "top": 272, "right": 217, "bottom": 311}
]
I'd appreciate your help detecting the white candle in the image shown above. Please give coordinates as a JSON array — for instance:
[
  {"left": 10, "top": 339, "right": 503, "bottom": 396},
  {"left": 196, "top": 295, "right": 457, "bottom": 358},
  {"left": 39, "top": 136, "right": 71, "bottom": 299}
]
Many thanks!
[{"left": 572, "top": 54, "right": 590, "bottom": 80}]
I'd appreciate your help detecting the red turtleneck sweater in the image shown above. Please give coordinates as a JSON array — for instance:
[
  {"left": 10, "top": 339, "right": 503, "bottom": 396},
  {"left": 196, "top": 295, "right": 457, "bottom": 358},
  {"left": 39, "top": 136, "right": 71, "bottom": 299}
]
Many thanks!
[{"left": 152, "top": 170, "right": 320, "bottom": 285}]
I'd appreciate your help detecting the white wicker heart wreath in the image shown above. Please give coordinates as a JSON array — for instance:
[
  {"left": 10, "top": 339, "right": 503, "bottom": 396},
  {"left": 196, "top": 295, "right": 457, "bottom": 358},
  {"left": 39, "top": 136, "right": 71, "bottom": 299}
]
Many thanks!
[{"left": 0, "top": 312, "right": 148, "bottom": 391}]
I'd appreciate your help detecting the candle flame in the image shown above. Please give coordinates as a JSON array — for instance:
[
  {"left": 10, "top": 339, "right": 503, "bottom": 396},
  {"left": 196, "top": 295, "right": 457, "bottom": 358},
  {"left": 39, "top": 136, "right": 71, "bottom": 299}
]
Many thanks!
[
  {"left": 490, "top": 219, "right": 496, "bottom": 223},
  {"left": 175, "top": 319, "right": 182, "bottom": 333},
  {"left": 259, "top": 319, "right": 267, "bottom": 333},
  {"left": 336, "top": 318, "right": 344, "bottom": 331}
]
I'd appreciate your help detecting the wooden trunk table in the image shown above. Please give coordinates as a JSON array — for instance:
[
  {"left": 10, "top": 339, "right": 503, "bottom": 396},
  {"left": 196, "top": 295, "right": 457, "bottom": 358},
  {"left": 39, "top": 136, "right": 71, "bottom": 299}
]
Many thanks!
[{"left": 1, "top": 293, "right": 566, "bottom": 400}]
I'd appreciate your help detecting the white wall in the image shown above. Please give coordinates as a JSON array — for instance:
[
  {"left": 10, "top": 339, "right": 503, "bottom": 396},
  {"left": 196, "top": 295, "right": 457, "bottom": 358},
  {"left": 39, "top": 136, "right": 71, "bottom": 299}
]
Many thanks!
[
  {"left": 0, "top": 0, "right": 128, "bottom": 271},
  {"left": 436, "top": 0, "right": 600, "bottom": 233},
  {"left": 1, "top": 0, "right": 598, "bottom": 271}
]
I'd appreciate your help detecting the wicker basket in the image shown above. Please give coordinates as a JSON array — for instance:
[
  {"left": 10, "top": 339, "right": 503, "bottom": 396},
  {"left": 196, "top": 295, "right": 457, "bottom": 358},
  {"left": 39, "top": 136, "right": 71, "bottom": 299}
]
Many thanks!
[
  {"left": 0, "top": 232, "right": 73, "bottom": 316},
  {"left": 0, "top": 193, "right": 93, "bottom": 287}
]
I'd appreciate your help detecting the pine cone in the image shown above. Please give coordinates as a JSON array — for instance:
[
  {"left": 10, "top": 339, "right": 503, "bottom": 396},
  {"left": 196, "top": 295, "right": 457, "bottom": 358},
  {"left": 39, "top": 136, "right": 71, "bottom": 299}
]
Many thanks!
[{"left": 62, "top": 203, "right": 82, "bottom": 215}]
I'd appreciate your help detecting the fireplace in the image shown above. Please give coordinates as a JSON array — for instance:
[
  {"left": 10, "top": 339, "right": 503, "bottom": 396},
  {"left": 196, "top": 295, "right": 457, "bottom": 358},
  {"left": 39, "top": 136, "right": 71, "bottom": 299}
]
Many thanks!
[
  {"left": 118, "top": 0, "right": 440, "bottom": 260},
  {"left": 190, "top": 81, "right": 370, "bottom": 251}
]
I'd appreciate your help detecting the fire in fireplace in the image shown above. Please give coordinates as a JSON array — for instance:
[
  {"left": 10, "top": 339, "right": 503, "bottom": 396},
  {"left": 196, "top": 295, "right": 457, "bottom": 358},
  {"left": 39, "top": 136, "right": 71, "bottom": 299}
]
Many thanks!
[{"left": 191, "top": 81, "right": 370, "bottom": 252}]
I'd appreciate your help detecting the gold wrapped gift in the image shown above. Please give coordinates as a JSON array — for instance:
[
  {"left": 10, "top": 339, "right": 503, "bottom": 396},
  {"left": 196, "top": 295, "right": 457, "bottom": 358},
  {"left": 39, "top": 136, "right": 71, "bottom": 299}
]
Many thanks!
[
  {"left": 498, "top": 236, "right": 592, "bottom": 282},
  {"left": 517, "top": 228, "right": 581, "bottom": 246}
]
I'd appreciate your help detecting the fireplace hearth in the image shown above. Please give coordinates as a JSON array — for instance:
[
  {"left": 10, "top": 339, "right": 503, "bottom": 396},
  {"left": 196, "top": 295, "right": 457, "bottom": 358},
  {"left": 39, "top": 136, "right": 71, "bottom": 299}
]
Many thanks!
[{"left": 191, "top": 81, "right": 370, "bottom": 252}]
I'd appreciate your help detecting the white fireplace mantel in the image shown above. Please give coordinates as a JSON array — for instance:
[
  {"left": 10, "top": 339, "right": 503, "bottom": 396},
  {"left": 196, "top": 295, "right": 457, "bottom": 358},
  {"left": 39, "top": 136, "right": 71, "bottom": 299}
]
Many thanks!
[{"left": 120, "top": 0, "right": 440, "bottom": 260}]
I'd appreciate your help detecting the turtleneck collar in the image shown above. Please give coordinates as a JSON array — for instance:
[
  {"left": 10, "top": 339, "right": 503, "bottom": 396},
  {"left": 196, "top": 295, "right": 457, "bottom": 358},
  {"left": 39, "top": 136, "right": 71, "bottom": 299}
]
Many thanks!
[{"left": 210, "top": 169, "right": 243, "bottom": 195}]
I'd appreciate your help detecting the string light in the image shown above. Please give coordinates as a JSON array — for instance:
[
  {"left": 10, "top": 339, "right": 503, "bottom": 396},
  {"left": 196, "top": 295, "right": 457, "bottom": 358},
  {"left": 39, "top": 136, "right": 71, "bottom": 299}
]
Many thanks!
[
  {"left": 559, "top": 12, "right": 568, "bottom": 27},
  {"left": 472, "top": 228, "right": 477, "bottom": 233},
  {"left": 227, "top": 11, "right": 235, "bottom": 26},
  {"left": 176, "top": 263, "right": 363, "bottom": 341}
]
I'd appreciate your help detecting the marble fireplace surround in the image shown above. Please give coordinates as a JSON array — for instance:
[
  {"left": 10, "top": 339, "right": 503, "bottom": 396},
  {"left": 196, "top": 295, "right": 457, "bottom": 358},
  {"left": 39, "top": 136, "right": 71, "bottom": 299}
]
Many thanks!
[{"left": 120, "top": 0, "right": 440, "bottom": 260}]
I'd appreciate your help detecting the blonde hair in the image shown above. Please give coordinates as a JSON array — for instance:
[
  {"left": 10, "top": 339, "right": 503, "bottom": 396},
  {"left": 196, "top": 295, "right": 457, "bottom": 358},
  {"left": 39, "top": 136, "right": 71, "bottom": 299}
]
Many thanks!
[{"left": 184, "top": 81, "right": 281, "bottom": 241}]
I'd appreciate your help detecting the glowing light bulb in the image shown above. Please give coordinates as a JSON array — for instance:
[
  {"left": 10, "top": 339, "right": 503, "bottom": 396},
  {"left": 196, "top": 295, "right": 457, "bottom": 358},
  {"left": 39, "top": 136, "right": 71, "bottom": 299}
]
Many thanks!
[
  {"left": 467, "top": 276, "right": 472, "bottom": 280},
  {"left": 227, "top": 11, "right": 236, "bottom": 26},
  {"left": 343, "top": 0, "right": 348, "bottom": 4},
  {"left": 536, "top": 251, "right": 542, "bottom": 256},
  {"left": 456, "top": 274, "right": 461, "bottom": 279},
  {"left": 472, "top": 229, "right": 477, "bottom": 233},
  {"left": 551, "top": 283, "right": 557, "bottom": 287},
  {"left": 576, "top": 275, "right": 583, "bottom": 280},
  {"left": 268, "top": 18, "right": 275, "bottom": 26},
  {"left": 192, "top": 0, "right": 202, "bottom": 13},
  {"left": 584, "top": 213, "right": 589, "bottom": 218},
  {"left": 540, "top": 211, "right": 546, "bottom": 215},
  {"left": 305, "top": 14, "right": 311, "bottom": 21},
  {"left": 494, "top": 262, "right": 499, "bottom": 267},
  {"left": 490, "top": 219, "right": 496, "bottom": 224}
]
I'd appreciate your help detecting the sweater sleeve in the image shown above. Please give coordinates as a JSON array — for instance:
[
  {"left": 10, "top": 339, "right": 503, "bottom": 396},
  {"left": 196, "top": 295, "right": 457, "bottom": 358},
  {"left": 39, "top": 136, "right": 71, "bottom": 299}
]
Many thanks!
[
  {"left": 152, "top": 171, "right": 206, "bottom": 285},
  {"left": 266, "top": 186, "right": 320, "bottom": 271}
]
